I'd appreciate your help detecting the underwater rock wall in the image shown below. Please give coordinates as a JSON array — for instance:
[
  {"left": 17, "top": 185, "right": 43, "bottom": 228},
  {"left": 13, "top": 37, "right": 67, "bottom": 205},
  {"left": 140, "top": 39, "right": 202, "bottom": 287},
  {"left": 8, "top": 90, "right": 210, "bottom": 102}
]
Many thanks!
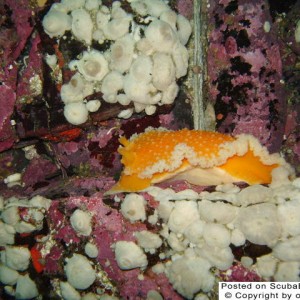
[
  {"left": 207, "top": 0, "right": 286, "bottom": 153},
  {"left": 1, "top": 0, "right": 300, "bottom": 299}
]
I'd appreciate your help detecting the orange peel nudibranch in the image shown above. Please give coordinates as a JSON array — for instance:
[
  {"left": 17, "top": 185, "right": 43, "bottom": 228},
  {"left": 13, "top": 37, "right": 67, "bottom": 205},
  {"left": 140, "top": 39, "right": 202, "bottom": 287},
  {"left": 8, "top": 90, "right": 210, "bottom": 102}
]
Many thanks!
[{"left": 106, "top": 128, "right": 294, "bottom": 194}]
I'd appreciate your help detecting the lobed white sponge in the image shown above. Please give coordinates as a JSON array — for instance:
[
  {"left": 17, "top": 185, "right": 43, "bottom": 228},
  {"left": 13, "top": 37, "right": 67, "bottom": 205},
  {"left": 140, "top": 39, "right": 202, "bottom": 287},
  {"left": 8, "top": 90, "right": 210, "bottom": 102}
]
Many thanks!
[
  {"left": 86, "top": 100, "right": 101, "bottom": 112},
  {"left": 256, "top": 254, "right": 278, "bottom": 279},
  {"left": 235, "top": 203, "right": 281, "bottom": 246},
  {"left": 42, "top": 7, "right": 71, "bottom": 38},
  {"left": 60, "top": 73, "right": 93, "bottom": 104},
  {"left": 109, "top": 35, "right": 135, "bottom": 73},
  {"left": 15, "top": 274, "right": 39, "bottom": 299},
  {"left": 198, "top": 244, "right": 234, "bottom": 270},
  {"left": 1, "top": 206, "right": 20, "bottom": 226},
  {"left": 85, "top": 242, "right": 99, "bottom": 258},
  {"left": 135, "top": 230, "right": 162, "bottom": 253},
  {"left": 70, "top": 209, "right": 92, "bottom": 236},
  {"left": 0, "top": 264, "right": 19, "bottom": 285},
  {"left": 278, "top": 199, "right": 300, "bottom": 237},
  {"left": 61, "top": 0, "right": 85, "bottom": 12},
  {"left": 203, "top": 223, "right": 231, "bottom": 248},
  {"left": 152, "top": 53, "right": 175, "bottom": 91},
  {"left": 198, "top": 200, "right": 237, "bottom": 224},
  {"left": 274, "top": 261, "right": 300, "bottom": 281},
  {"left": 166, "top": 256, "right": 214, "bottom": 299},
  {"left": 114, "top": 241, "right": 148, "bottom": 270},
  {"left": 144, "top": 20, "right": 177, "bottom": 53},
  {"left": 2, "top": 246, "right": 31, "bottom": 271},
  {"left": 72, "top": 50, "right": 109, "bottom": 82},
  {"left": 101, "top": 71, "right": 124, "bottom": 103},
  {"left": 168, "top": 200, "right": 200, "bottom": 234},
  {"left": 43, "top": 0, "right": 192, "bottom": 122},
  {"left": 103, "top": 2, "right": 132, "bottom": 40},
  {"left": 85, "top": 0, "right": 101, "bottom": 11},
  {"left": 71, "top": 8, "right": 93, "bottom": 44},
  {"left": 272, "top": 235, "right": 300, "bottom": 261},
  {"left": 60, "top": 281, "right": 81, "bottom": 300},
  {"left": 120, "top": 193, "right": 146, "bottom": 223},
  {"left": 65, "top": 254, "right": 96, "bottom": 290},
  {"left": 64, "top": 102, "right": 89, "bottom": 125}
]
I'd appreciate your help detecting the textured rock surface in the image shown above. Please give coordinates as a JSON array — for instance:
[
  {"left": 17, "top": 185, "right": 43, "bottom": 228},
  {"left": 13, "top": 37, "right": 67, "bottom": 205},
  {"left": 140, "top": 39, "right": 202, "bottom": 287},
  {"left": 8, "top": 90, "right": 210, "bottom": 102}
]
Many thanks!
[
  {"left": 208, "top": 0, "right": 286, "bottom": 152},
  {"left": 0, "top": 0, "right": 300, "bottom": 299}
]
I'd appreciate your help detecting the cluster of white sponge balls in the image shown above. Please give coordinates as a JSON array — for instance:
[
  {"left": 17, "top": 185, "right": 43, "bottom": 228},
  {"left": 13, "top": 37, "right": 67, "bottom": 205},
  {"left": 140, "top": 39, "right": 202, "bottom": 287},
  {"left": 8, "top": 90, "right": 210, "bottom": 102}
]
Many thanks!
[
  {"left": 113, "top": 169, "right": 300, "bottom": 299},
  {"left": 42, "top": 0, "right": 192, "bottom": 125},
  {"left": 0, "top": 195, "right": 51, "bottom": 299}
]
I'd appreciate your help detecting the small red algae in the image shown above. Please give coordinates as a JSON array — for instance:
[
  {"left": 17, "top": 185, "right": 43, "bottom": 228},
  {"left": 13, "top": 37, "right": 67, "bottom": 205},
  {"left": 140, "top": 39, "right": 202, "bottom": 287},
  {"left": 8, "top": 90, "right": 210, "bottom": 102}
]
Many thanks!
[{"left": 30, "top": 244, "right": 45, "bottom": 273}]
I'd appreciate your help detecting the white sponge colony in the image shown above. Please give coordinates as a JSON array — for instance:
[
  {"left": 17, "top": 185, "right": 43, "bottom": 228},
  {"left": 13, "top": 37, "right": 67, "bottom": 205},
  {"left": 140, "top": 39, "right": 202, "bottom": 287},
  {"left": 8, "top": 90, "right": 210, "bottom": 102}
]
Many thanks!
[
  {"left": 0, "top": 195, "right": 52, "bottom": 299},
  {"left": 64, "top": 253, "right": 96, "bottom": 289},
  {"left": 114, "top": 241, "right": 148, "bottom": 270},
  {"left": 70, "top": 209, "right": 92, "bottom": 236},
  {"left": 42, "top": 6, "right": 72, "bottom": 38},
  {"left": 42, "top": 0, "right": 192, "bottom": 125}
]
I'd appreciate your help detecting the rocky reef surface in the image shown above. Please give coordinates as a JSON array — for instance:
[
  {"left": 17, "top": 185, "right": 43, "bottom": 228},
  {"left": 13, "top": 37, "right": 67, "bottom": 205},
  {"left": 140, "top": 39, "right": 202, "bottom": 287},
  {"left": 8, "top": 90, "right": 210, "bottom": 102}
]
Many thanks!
[{"left": 0, "top": 0, "right": 300, "bottom": 299}]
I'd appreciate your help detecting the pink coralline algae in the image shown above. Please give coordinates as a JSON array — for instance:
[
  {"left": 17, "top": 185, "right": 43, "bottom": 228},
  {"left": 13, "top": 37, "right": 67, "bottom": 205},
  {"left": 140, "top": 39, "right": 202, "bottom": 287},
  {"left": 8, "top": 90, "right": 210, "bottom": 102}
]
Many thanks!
[
  {"left": 22, "top": 157, "right": 58, "bottom": 188},
  {"left": 208, "top": 0, "right": 286, "bottom": 152},
  {"left": 220, "top": 263, "right": 262, "bottom": 282},
  {"left": 176, "top": 0, "right": 194, "bottom": 19},
  {"left": 0, "top": 0, "right": 36, "bottom": 151},
  {"left": 0, "top": 85, "right": 16, "bottom": 152}
]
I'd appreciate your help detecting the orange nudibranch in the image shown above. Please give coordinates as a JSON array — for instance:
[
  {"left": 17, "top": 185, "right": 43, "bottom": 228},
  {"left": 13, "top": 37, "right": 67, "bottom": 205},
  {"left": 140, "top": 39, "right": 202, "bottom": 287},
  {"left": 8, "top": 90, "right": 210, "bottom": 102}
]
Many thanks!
[{"left": 107, "top": 128, "right": 292, "bottom": 194}]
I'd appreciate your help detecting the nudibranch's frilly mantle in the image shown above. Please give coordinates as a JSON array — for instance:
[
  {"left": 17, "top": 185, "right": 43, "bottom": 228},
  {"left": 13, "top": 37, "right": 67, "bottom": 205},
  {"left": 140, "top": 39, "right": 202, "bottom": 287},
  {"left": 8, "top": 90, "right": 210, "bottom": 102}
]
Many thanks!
[{"left": 107, "top": 128, "right": 293, "bottom": 194}]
